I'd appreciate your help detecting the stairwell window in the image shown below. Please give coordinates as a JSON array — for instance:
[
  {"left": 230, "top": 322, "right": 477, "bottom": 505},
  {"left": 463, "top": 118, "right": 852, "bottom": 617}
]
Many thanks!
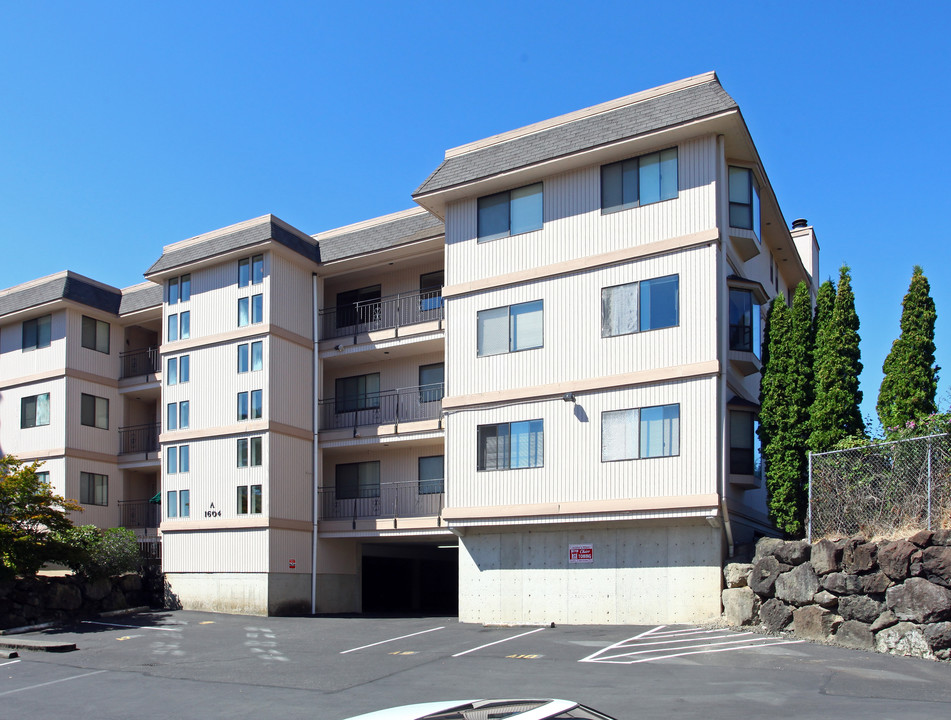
[
  {"left": 601, "top": 404, "right": 680, "bottom": 462},
  {"left": 478, "top": 183, "right": 543, "bottom": 242},
  {"left": 601, "top": 147, "right": 678, "bottom": 213},
  {"left": 477, "top": 420, "right": 544, "bottom": 471},
  {"left": 22, "top": 315, "right": 51, "bottom": 351},
  {"left": 601, "top": 275, "right": 679, "bottom": 337},
  {"left": 477, "top": 301, "right": 543, "bottom": 356},
  {"left": 729, "top": 166, "right": 761, "bottom": 234}
]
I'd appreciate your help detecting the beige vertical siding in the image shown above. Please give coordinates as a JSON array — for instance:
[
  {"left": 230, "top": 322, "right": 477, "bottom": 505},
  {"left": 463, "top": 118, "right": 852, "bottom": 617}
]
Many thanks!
[
  {"left": 64, "top": 456, "right": 120, "bottom": 528},
  {"left": 0, "top": 310, "right": 68, "bottom": 378},
  {"left": 0, "top": 377, "right": 66, "bottom": 456},
  {"left": 446, "top": 376, "right": 717, "bottom": 509},
  {"left": 321, "top": 441, "right": 444, "bottom": 491},
  {"left": 162, "top": 528, "right": 269, "bottom": 573},
  {"left": 270, "top": 253, "right": 318, "bottom": 339},
  {"left": 66, "top": 308, "right": 120, "bottom": 379},
  {"left": 270, "top": 336, "right": 313, "bottom": 430},
  {"left": 268, "top": 529, "right": 312, "bottom": 574},
  {"left": 444, "top": 137, "right": 717, "bottom": 286},
  {"left": 322, "top": 351, "right": 445, "bottom": 398},
  {"left": 67, "top": 377, "right": 121, "bottom": 456},
  {"left": 268, "top": 433, "right": 313, "bottom": 521}
]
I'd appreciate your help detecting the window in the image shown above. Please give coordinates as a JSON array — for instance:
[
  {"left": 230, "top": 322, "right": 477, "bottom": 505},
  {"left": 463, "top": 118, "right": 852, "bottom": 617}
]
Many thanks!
[
  {"left": 420, "top": 271, "right": 444, "bottom": 312},
  {"left": 180, "top": 311, "right": 190, "bottom": 339},
  {"left": 239, "top": 294, "right": 263, "bottom": 326},
  {"left": 418, "top": 455, "right": 444, "bottom": 495},
  {"left": 730, "top": 411, "right": 760, "bottom": 476},
  {"left": 251, "top": 294, "right": 263, "bottom": 324},
  {"left": 80, "top": 393, "right": 109, "bottom": 429},
  {"left": 167, "top": 445, "right": 189, "bottom": 474},
  {"left": 237, "top": 484, "right": 263, "bottom": 514},
  {"left": 237, "top": 392, "right": 248, "bottom": 421},
  {"left": 237, "top": 437, "right": 263, "bottom": 467},
  {"left": 335, "top": 285, "right": 381, "bottom": 329},
  {"left": 601, "top": 275, "right": 679, "bottom": 337},
  {"left": 80, "top": 472, "right": 108, "bottom": 506},
  {"left": 238, "top": 298, "right": 248, "bottom": 327},
  {"left": 478, "top": 183, "right": 543, "bottom": 242},
  {"left": 22, "top": 315, "right": 52, "bottom": 351},
  {"left": 601, "top": 404, "right": 680, "bottom": 462},
  {"left": 729, "top": 166, "right": 761, "bottom": 234},
  {"left": 21, "top": 393, "right": 50, "bottom": 428},
  {"left": 238, "top": 255, "right": 264, "bottom": 287},
  {"left": 477, "top": 300, "right": 543, "bottom": 356},
  {"left": 729, "top": 289, "right": 761, "bottom": 354},
  {"left": 419, "top": 363, "right": 444, "bottom": 403},
  {"left": 167, "top": 401, "right": 189, "bottom": 431},
  {"left": 166, "top": 489, "right": 190, "bottom": 518},
  {"left": 336, "top": 461, "right": 380, "bottom": 499},
  {"left": 168, "top": 274, "right": 191, "bottom": 304},
  {"left": 477, "top": 420, "right": 544, "bottom": 471},
  {"left": 335, "top": 373, "right": 380, "bottom": 413},
  {"left": 81, "top": 316, "right": 110, "bottom": 354},
  {"left": 167, "top": 312, "right": 190, "bottom": 341},
  {"left": 36, "top": 471, "right": 50, "bottom": 485},
  {"left": 601, "top": 147, "right": 678, "bottom": 213},
  {"left": 237, "top": 342, "right": 263, "bottom": 373},
  {"left": 168, "top": 355, "right": 190, "bottom": 385},
  {"left": 237, "top": 391, "right": 262, "bottom": 421}
]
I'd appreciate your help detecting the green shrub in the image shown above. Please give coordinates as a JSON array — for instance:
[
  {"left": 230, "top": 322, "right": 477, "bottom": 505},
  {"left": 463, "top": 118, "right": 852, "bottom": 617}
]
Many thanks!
[{"left": 55, "top": 525, "right": 142, "bottom": 578}]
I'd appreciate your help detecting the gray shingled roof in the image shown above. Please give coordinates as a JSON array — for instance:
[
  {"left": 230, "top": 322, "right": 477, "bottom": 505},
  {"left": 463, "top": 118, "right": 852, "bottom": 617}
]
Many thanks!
[
  {"left": 119, "top": 283, "right": 163, "bottom": 315},
  {"left": 0, "top": 272, "right": 121, "bottom": 318},
  {"left": 317, "top": 211, "right": 444, "bottom": 262},
  {"left": 413, "top": 78, "right": 737, "bottom": 196},
  {"left": 146, "top": 216, "right": 319, "bottom": 275}
]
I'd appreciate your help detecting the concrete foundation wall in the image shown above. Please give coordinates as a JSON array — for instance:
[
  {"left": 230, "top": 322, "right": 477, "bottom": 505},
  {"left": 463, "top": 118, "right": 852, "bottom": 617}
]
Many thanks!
[
  {"left": 316, "top": 573, "right": 360, "bottom": 613},
  {"left": 459, "top": 522, "right": 722, "bottom": 625},
  {"left": 165, "top": 573, "right": 270, "bottom": 616}
]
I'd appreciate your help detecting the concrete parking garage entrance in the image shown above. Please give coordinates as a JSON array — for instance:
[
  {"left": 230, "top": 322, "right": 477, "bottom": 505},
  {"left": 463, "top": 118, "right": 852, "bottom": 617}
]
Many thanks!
[{"left": 361, "top": 540, "right": 458, "bottom": 615}]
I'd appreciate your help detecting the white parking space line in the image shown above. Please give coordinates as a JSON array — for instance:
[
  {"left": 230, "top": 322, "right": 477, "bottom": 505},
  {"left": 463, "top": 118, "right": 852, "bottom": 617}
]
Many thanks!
[
  {"left": 340, "top": 626, "right": 445, "bottom": 654},
  {"left": 81, "top": 620, "right": 182, "bottom": 632},
  {"left": 0, "top": 660, "right": 21, "bottom": 667},
  {"left": 0, "top": 669, "right": 106, "bottom": 697},
  {"left": 580, "top": 626, "right": 803, "bottom": 664},
  {"left": 452, "top": 627, "right": 545, "bottom": 658}
]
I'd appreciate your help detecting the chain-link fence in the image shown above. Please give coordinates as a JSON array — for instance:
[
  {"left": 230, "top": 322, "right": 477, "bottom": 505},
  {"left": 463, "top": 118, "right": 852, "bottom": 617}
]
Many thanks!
[{"left": 808, "top": 433, "right": 951, "bottom": 541}]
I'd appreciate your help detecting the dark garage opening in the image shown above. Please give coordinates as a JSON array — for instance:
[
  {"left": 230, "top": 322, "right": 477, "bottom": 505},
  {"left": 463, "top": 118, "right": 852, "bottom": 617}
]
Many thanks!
[{"left": 361, "top": 542, "right": 458, "bottom": 615}]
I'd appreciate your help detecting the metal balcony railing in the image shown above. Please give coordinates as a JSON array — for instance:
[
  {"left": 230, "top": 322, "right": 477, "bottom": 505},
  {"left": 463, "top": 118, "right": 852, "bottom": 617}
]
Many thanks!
[
  {"left": 118, "top": 499, "right": 160, "bottom": 529},
  {"left": 120, "top": 346, "right": 160, "bottom": 379},
  {"left": 318, "top": 480, "right": 444, "bottom": 521},
  {"left": 318, "top": 384, "right": 444, "bottom": 431},
  {"left": 119, "top": 422, "right": 160, "bottom": 455},
  {"left": 319, "top": 288, "right": 443, "bottom": 340}
]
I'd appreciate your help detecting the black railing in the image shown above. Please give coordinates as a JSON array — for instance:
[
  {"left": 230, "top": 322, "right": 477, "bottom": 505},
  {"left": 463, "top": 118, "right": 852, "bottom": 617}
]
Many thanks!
[
  {"left": 119, "top": 499, "right": 160, "bottom": 529},
  {"left": 318, "top": 480, "right": 444, "bottom": 521},
  {"left": 119, "top": 423, "right": 160, "bottom": 455},
  {"left": 319, "top": 288, "right": 443, "bottom": 340},
  {"left": 318, "top": 384, "right": 443, "bottom": 431},
  {"left": 120, "top": 346, "right": 160, "bottom": 379}
]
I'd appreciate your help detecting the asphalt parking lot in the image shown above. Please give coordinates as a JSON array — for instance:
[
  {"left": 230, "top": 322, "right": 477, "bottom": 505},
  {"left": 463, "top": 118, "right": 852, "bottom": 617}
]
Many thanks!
[{"left": 2, "top": 611, "right": 951, "bottom": 720}]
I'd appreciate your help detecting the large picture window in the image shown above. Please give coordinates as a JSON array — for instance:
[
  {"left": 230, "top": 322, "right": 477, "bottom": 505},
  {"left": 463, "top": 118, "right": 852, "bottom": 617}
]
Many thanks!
[
  {"left": 601, "top": 147, "right": 678, "bottom": 213},
  {"left": 477, "top": 420, "right": 544, "bottom": 471},
  {"left": 478, "top": 183, "right": 543, "bottom": 242},
  {"left": 477, "top": 300, "right": 543, "bottom": 356},
  {"left": 602, "top": 275, "right": 679, "bottom": 337},
  {"left": 21, "top": 393, "right": 50, "bottom": 428},
  {"left": 22, "top": 315, "right": 52, "bottom": 351},
  {"left": 81, "top": 316, "right": 110, "bottom": 354},
  {"left": 601, "top": 404, "right": 680, "bottom": 461},
  {"left": 80, "top": 472, "right": 108, "bottom": 506},
  {"left": 335, "top": 461, "right": 380, "bottom": 499}
]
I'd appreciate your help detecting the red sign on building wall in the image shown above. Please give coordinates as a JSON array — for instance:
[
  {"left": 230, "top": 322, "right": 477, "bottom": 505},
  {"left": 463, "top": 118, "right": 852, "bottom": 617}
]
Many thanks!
[{"left": 569, "top": 544, "right": 593, "bottom": 563}]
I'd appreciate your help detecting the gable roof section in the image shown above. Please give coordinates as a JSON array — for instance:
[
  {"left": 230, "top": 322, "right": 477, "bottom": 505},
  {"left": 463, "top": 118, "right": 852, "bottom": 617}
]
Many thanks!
[
  {"left": 0, "top": 271, "right": 122, "bottom": 318},
  {"left": 413, "top": 73, "right": 738, "bottom": 197},
  {"left": 146, "top": 215, "right": 319, "bottom": 276},
  {"left": 119, "top": 282, "right": 163, "bottom": 315},
  {"left": 314, "top": 208, "right": 444, "bottom": 263}
]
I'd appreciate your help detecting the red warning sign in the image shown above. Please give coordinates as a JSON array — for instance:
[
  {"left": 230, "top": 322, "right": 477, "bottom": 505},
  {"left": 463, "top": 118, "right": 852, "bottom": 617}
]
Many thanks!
[
  {"left": 289, "top": 559, "right": 296, "bottom": 569},
  {"left": 569, "top": 544, "right": 593, "bottom": 563}
]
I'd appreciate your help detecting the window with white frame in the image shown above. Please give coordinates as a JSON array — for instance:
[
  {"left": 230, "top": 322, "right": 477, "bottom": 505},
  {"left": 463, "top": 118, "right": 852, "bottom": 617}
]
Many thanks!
[
  {"left": 167, "top": 444, "right": 190, "bottom": 474},
  {"left": 168, "top": 274, "right": 191, "bottom": 304},
  {"left": 601, "top": 274, "right": 679, "bottom": 337},
  {"left": 335, "top": 461, "right": 380, "bottom": 499},
  {"left": 477, "top": 300, "right": 543, "bottom": 356},
  {"left": 477, "top": 183, "right": 543, "bottom": 242},
  {"left": 80, "top": 472, "right": 108, "bottom": 506},
  {"left": 21, "top": 393, "right": 50, "bottom": 428},
  {"left": 601, "top": 404, "right": 680, "bottom": 462},
  {"left": 237, "top": 437, "right": 263, "bottom": 467},
  {"left": 729, "top": 166, "right": 761, "bottom": 234},
  {"left": 81, "top": 316, "right": 110, "bottom": 354},
  {"left": 418, "top": 455, "right": 444, "bottom": 494},
  {"left": 238, "top": 255, "right": 264, "bottom": 288},
  {"left": 167, "top": 311, "right": 190, "bottom": 341},
  {"left": 477, "top": 420, "right": 544, "bottom": 471},
  {"left": 236, "top": 484, "right": 263, "bottom": 514},
  {"left": 167, "top": 401, "right": 189, "bottom": 430},
  {"left": 80, "top": 393, "right": 109, "bottom": 430},
  {"left": 167, "top": 489, "right": 190, "bottom": 518},
  {"left": 167, "top": 355, "right": 190, "bottom": 385},
  {"left": 22, "top": 315, "right": 52, "bottom": 351},
  {"left": 237, "top": 341, "right": 263, "bottom": 373},
  {"left": 601, "top": 147, "right": 678, "bottom": 213}
]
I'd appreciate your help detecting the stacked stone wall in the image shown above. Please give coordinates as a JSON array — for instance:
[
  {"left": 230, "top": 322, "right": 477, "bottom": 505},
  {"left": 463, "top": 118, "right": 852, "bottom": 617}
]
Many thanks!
[{"left": 723, "top": 531, "right": 951, "bottom": 660}]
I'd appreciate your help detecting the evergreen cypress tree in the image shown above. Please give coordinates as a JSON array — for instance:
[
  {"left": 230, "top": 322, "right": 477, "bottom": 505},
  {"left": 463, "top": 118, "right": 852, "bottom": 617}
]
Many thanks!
[
  {"left": 877, "top": 266, "right": 940, "bottom": 432},
  {"left": 830, "top": 265, "right": 865, "bottom": 439},
  {"left": 809, "top": 279, "right": 843, "bottom": 451}
]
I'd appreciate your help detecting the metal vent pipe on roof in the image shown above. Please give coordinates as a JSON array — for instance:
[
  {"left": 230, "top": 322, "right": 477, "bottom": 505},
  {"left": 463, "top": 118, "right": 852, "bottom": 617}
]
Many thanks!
[{"left": 791, "top": 218, "right": 808, "bottom": 229}]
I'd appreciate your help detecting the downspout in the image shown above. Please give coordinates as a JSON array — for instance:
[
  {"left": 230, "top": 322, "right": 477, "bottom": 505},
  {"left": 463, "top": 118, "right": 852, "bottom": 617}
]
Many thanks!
[
  {"left": 311, "top": 273, "right": 319, "bottom": 614},
  {"left": 716, "top": 134, "right": 735, "bottom": 558}
]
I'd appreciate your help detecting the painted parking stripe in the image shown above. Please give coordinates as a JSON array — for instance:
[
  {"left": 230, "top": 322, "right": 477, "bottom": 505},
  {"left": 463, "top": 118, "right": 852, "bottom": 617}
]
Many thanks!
[
  {"left": 81, "top": 620, "right": 182, "bottom": 632},
  {"left": 340, "top": 626, "right": 445, "bottom": 654},
  {"left": 452, "top": 627, "right": 545, "bottom": 658},
  {"left": 0, "top": 669, "right": 106, "bottom": 697},
  {"left": 0, "top": 660, "right": 21, "bottom": 667}
]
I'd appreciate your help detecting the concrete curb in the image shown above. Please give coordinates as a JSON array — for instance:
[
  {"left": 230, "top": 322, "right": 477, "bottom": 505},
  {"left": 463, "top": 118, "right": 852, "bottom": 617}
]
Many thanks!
[
  {"left": 0, "top": 637, "right": 76, "bottom": 653},
  {"left": 0, "top": 622, "right": 56, "bottom": 636}
]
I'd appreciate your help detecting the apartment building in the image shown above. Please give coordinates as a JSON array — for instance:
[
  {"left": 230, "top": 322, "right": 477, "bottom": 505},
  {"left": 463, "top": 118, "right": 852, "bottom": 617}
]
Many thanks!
[{"left": 0, "top": 72, "right": 818, "bottom": 623}]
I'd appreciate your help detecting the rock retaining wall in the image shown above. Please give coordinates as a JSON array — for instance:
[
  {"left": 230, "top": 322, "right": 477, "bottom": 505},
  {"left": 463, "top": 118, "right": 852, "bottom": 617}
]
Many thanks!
[
  {"left": 0, "top": 566, "right": 163, "bottom": 630},
  {"left": 723, "top": 530, "right": 951, "bottom": 660}
]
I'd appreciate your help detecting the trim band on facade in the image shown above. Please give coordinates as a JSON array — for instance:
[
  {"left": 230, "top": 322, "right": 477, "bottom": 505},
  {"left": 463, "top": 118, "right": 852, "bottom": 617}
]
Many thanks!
[{"left": 443, "top": 493, "right": 721, "bottom": 522}]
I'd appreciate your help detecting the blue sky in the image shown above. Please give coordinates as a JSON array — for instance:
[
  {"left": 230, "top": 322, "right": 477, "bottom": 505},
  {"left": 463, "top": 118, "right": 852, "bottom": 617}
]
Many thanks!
[{"left": 1, "top": 2, "right": 948, "bottom": 431}]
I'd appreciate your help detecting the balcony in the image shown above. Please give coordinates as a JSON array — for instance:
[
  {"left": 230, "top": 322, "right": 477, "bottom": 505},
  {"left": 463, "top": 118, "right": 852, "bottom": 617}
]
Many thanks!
[
  {"left": 120, "top": 347, "right": 160, "bottom": 379},
  {"left": 320, "top": 289, "right": 443, "bottom": 340},
  {"left": 318, "top": 480, "right": 444, "bottom": 521},
  {"left": 119, "top": 423, "right": 160, "bottom": 455},
  {"left": 319, "top": 384, "right": 443, "bottom": 432},
  {"left": 118, "top": 499, "right": 160, "bottom": 529}
]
